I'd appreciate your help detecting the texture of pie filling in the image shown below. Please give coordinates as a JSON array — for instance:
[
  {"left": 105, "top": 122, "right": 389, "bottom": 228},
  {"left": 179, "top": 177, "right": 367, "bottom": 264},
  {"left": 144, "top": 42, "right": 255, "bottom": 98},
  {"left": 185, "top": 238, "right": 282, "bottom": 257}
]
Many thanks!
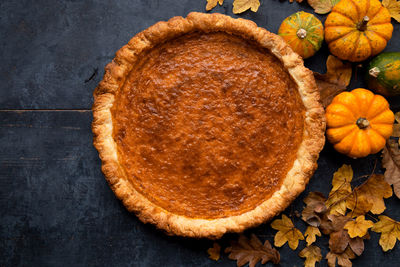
[{"left": 111, "top": 32, "right": 306, "bottom": 219}]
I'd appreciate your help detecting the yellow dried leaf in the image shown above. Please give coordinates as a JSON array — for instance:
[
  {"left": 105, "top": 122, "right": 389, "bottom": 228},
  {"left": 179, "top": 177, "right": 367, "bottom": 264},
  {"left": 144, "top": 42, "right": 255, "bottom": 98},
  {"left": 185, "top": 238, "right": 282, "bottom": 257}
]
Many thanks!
[
  {"left": 207, "top": 242, "right": 221, "bottom": 261},
  {"left": 326, "top": 189, "right": 351, "bottom": 215},
  {"left": 372, "top": 215, "right": 400, "bottom": 252},
  {"left": 345, "top": 193, "right": 372, "bottom": 217},
  {"left": 305, "top": 226, "right": 322, "bottom": 246},
  {"left": 307, "top": 0, "right": 340, "bottom": 14},
  {"left": 395, "top": 111, "right": 400, "bottom": 124},
  {"left": 326, "top": 246, "right": 355, "bottom": 267},
  {"left": 206, "top": 0, "right": 224, "bottom": 11},
  {"left": 344, "top": 216, "right": 374, "bottom": 238},
  {"left": 271, "top": 214, "right": 304, "bottom": 250},
  {"left": 332, "top": 165, "right": 353, "bottom": 192},
  {"left": 383, "top": 0, "right": 400, "bottom": 23},
  {"left": 382, "top": 139, "right": 400, "bottom": 199},
  {"left": 232, "top": 0, "right": 260, "bottom": 14},
  {"left": 326, "top": 165, "right": 353, "bottom": 215},
  {"left": 299, "top": 245, "right": 322, "bottom": 267},
  {"left": 314, "top": 55, "right": 352, "bottom": 107},
  {"left": 347, "top": 174, "right": 392, "bottom": 215}
]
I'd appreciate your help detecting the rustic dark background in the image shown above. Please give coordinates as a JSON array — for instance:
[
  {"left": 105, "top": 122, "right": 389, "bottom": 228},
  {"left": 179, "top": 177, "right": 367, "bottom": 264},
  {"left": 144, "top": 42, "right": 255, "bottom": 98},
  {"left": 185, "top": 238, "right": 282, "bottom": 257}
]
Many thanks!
[{"left": 1, "top": 0, "right": 400, "bottom": 266}]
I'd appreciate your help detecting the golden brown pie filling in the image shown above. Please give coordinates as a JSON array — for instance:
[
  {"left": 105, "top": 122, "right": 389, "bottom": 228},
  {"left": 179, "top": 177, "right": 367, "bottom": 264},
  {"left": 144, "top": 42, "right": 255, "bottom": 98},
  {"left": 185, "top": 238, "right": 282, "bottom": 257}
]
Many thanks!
[{"left": 111, "top": 32, "right": 305, "bottom": 219}]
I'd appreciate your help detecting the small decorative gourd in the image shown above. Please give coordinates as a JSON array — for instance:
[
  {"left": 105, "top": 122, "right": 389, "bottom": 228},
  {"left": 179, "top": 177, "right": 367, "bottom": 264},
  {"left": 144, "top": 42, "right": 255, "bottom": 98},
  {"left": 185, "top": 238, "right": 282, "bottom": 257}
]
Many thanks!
[
  {"left": 278, "top": 11, "right": 324, "bottom": 59},
  {"left": 326, "top": 89, "right": 394, "bottom": 158},
  {"left": 325, "top": 0, "right": 393, "bottom": 62},
  {"left": 367, "top": 52, "right": 400, "bottom": 96}
]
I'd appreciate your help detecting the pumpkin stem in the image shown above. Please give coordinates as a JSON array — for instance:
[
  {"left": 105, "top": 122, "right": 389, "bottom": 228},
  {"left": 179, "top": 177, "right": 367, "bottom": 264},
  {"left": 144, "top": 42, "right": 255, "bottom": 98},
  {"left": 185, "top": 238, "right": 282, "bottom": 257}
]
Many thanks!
[
  {"left": 297, "top": 28, "right": 307, "bottom": 39},
  {"left": 356, "top": 118, "right": 370, "bottom": 129},
  {"left": 358, "top": 16, "right": 369, "bottom": 31},
  {"left": 369, "top": 67, "right": 380, "bottom": 78}
]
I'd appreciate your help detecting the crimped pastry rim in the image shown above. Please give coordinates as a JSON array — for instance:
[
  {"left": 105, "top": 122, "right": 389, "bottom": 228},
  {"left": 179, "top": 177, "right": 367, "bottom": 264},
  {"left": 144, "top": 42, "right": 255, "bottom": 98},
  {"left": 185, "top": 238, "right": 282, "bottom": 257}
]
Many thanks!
[{"left": 92, "top": 12, "right": 326, "bottom": 239}]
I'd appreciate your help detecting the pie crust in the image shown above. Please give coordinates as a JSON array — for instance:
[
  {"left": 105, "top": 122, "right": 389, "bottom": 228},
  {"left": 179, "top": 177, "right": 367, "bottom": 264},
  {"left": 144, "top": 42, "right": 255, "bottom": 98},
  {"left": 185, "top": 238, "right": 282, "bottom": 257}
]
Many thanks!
[{"left": 92, "top": 12, "right": 326, "bottom": 239}]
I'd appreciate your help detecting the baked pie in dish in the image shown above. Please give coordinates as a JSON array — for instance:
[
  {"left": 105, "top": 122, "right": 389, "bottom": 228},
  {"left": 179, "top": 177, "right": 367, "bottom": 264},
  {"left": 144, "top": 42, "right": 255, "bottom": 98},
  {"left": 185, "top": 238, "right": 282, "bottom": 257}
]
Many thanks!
[{"left": 92, "top": 12, "right": 325, "bottom": 238}]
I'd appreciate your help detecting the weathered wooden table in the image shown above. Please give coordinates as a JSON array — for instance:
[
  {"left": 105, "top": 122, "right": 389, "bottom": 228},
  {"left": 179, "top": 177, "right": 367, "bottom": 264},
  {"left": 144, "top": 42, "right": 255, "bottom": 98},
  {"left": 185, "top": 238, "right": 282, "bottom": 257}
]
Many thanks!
[{"left": 1, "top": 0, "right": 400, "bottom": 266}]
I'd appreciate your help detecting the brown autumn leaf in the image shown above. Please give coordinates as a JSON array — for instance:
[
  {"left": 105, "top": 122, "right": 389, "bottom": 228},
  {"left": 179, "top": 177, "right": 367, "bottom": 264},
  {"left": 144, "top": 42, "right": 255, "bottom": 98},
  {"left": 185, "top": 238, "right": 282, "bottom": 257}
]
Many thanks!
[
  {"left": 326, "top": 165, "right": 353, "bottom": 215},
  {"left": 348, "top": 233, "right": 370, "bottom": 257},
  {"left": 383, "top": 0, "right": 400, "bottom": 22},
  {"left": 314, "top": 55, "right": 352, "bottom": 107},
  {"left": 207, "top": 242, "right": 221, "bottom": 261},
  {"left": 271, "top": 214, "right": 304, "bottom": 250},
  {"left": 299, "top": 245, "right": 322, "bottom": 267},
  {"left": 307, "top": 0, "right": 340, "bottom": 14},
  {"left": 305, "top": 226, "right": 322, "bottom": 246},
  {"left": 371, "top": 215, "right": 400, "bottom": 252},
  {"left": 346, "top": 174, "right": 392, "bottom": 215},
  {"left": 329, "top": 228, "right": 350, "bottom": 254},
  {"left": 232, "top": 0, "right": 260, "bottom": 14},
  {"left": 320, "top": 214, "right": 351, "bottom": 235},
  {"left": 326, "top": 246, "right": 356, "bottom": 267},
  {"left": 225, "top": 234, "right": 280, "bottom": 267},
  {"left": 344, "top": 215, "right": 374, "bottom": 238},
  {"left": 302, "top": 192, "right": 327, "bottom": 227},
  {"left": 289, "top": 0, "right": 304, "bottom": 2},
  {"left": 393, "top": 124, "right": 400, "bottom": 138},
  {"left": 382, "top": 138, "right": 400, "bottom": 198},
  {"left": 206, "top": 0, "right": 224, "bottom": 11}
]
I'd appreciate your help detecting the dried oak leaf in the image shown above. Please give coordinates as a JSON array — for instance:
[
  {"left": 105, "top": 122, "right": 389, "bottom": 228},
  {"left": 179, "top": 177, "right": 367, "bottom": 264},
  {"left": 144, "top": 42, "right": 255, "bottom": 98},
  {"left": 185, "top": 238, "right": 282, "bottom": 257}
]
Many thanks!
[
  {"left": 302, "top": 192, "right": 327, "bottom": 227},
  {"left": 344, "top": 215, "right": 374, "bottom": 238},
  {"left": 299, "top": 245, "right": 322, "bottom": 267},
  {"left": 372, "top": 215, "right": 400, "bottom": 252},
  {"left": 346, "top": 174, "right": 392, "bottom": 215},
  {"left": 271, "top": 214, "right": 304, "bottom": 250},
  {"left": 382, "top": 138, "right": 400, "bottom": 198},
  {"left": 232, "top": 0, "right": 260, "bottom": 14},
  {"left": 305, "top": 226, "right": 322, "bottom": 246},
  {"left": 225, "top": 234, "right": 280, "bottom": 267},
  {"left": 383, "top": 0, "right": 400, "bottom": 22},
  {"left": 307, "top": 0, "right": 340, "bottom": 14},
  {"left": 314, "top": 55, "right": 352, "bottom": 107},
  {"left": 207, "top": 242, "right": 221, "bottom": 261},
  {"left": 326, "top": 165, "right": 353, "bottom": 215},
  {"left": 326, "top": 246, "right": 356, "bottom": 267},
  {"left": 206, "top": 0, "right": 224, "bottom": 11}
]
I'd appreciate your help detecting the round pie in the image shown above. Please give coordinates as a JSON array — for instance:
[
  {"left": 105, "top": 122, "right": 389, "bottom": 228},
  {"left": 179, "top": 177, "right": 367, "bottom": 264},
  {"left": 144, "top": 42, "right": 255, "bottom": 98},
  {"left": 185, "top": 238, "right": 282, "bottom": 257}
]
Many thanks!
[{"left": 92, "top": 12, "right": 325, "bottom": 239}]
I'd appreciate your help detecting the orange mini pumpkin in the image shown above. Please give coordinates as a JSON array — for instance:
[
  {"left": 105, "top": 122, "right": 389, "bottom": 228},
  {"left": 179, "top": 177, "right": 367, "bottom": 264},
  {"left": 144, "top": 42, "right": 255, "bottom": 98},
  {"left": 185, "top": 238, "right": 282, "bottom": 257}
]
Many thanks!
[
  {"left": 278, "top": 11, "right": 324, "bottom": 59},
  {"left": 325, "top": 0, "right": 393, "bottom": 62},
  {"left": 326, "top": 89, "right": 394, "bottom": 158}
]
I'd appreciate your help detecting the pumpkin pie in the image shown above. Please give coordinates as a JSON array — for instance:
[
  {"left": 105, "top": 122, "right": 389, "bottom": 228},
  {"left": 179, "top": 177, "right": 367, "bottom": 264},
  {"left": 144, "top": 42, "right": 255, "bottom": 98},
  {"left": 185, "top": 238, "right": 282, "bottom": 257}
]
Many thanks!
[{"left": 92, "top": 12, "right": 325, "bottom": 239}]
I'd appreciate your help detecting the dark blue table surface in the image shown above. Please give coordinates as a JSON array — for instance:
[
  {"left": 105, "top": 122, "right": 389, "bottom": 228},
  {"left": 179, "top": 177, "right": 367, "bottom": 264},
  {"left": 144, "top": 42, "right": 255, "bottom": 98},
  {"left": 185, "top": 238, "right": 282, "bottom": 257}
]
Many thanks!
[{"left": 1, "top": 0, "right": 400, "bottom": 266}]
